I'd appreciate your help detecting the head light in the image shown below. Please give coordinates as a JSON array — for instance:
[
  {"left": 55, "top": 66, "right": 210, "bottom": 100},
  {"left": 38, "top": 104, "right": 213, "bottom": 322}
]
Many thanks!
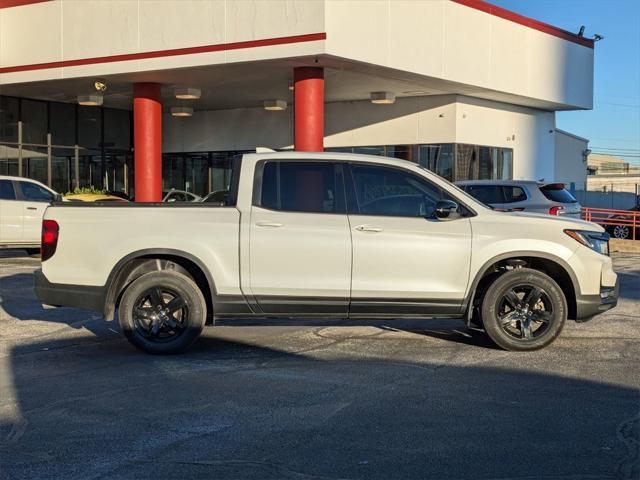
[{"left": 564, "top": 229, "right": 609, "bottom": 256}]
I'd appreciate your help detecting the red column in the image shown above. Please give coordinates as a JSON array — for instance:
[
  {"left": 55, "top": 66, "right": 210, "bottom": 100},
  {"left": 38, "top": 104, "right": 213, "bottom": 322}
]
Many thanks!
[
  {"left": 294, "top": 67, "right": 324, "bottom": 152},
  {"left": 133, "top": 83, "right": 162, "bottom": 202}
]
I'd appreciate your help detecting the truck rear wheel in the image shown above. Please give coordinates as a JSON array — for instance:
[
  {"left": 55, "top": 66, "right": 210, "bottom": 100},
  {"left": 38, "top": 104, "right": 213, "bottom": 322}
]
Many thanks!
[
  {"left": 481, "top": 268, "right": 566, "bottom": 351},
  {"left": 118, "top": 271, "right": 206, "bottom": 354}
]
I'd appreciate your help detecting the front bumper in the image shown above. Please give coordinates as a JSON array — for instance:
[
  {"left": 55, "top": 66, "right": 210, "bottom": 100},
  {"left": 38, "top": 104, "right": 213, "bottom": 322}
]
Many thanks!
[
  {"left": 575, "top": 278, "right": 619, "bottom": 322},
  {"left": 34, "top": 269, "right": 105, "bottom": 313}
]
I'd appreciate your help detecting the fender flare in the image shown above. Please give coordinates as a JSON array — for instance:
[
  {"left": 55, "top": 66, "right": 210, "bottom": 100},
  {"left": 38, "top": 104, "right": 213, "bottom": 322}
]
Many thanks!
[
  {"left": 102, "top": 248, "right": 217, "bottom": 320},
  {"left": 463, "top": 250, "right": 580, "bottom": 320}
]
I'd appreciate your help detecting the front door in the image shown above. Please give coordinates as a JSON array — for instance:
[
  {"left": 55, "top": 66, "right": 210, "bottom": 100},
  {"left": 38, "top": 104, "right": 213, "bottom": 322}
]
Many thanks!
[
  {"left": 346, "top": 163, "right": 472, "bottom": 316},
  {"left": 249, "top": 160, "right": 351, "bottom": 315}
]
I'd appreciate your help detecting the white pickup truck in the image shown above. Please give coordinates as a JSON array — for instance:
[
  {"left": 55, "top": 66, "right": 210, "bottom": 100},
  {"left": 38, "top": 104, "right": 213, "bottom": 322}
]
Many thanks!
[{"left": 35, "top": 152, "right": 618, "bottom": 354}]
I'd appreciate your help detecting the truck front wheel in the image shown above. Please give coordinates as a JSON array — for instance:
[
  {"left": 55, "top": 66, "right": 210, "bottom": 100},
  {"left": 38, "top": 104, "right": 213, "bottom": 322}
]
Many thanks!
[
  {"left": 118, "top": 271, "right": 206, "bottom": 354},
  {"left": 481, "top": 268, "right": 567, "bottom": 351}
]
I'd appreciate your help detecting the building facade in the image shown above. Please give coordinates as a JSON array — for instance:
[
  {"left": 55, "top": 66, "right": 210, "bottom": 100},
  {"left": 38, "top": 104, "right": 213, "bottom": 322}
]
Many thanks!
[{"left": 0, "top": 0, "right": 595, "bottom": 199}]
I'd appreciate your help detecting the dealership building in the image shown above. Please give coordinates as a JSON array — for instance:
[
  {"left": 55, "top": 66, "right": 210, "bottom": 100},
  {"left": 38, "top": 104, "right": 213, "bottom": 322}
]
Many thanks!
[{"left": 0, "top": 0, "right": 595, "bottom": 200}]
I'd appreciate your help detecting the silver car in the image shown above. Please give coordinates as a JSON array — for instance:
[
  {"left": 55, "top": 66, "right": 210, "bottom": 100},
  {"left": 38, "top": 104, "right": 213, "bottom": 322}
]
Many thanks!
[{"left": 456, "top": 180, "right": 582, "bottom": 218}]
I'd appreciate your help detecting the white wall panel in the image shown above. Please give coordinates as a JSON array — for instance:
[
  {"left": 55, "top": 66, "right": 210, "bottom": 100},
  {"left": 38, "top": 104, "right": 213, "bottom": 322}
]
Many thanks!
[
  {"left": 388, "top": 0, "right": 444, "bottom": 78},
  {"left": 324, "top": 0, "right": 389, "bottom": 66},
  {"left": 225, "top": 0, "right": 324, "bottom": 43},
  {"left": 62, "top": 0, "right": 139, "bottom": 60},
  {"left": 442, "top": 1, "right": 491, "bottom": 89},
  {"left": 139, "top": 1, "right": 226, "bottom": 52},
  {"left": 555, "top": 131, "right": 588, "bottom": 185},
  {"left": 0, "top": 0, "right": 61, "bottom": 68}
]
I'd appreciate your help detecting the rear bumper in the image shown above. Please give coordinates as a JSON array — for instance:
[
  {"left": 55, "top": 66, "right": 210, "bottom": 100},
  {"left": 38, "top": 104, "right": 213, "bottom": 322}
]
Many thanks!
[
  {"left": 34, "top": 269, "right": 105, "bottom": 313},
  {"left": 575, "top": 279, "right": 619, "bottom": 322}
]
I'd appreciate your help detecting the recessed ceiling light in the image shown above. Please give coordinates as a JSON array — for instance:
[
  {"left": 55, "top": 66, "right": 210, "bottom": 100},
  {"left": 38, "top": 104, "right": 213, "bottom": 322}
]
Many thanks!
[
  {"left": 288, "top": 85, "right": 294, "bottom": 91},
  {"left": 170, "top": 106, "right": 193, "bottom": 117},
  {"left": 264, "top": 99, "right": 287, "bottom": 111},
  {"left": 174, "top": 87, "right": 201, "bottom": 100},
  {"left": 370, "top": 91, "right": 396, "bottom": 104},
  {"left": 77, "top": 94, "right": 103, "bottom": 106}
]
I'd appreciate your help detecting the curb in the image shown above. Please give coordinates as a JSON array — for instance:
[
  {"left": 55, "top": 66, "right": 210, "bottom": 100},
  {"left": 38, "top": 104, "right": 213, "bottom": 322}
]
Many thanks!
[{"left": 610, "top": 239, "right": 640, "bottom": 253}]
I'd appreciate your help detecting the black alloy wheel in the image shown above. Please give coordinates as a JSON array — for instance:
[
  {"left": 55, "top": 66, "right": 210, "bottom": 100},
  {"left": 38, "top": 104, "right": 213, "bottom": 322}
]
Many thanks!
[
  {"left": 481, "top": 268, "right": 567, "bottom": 351},
  {"left": 496, "top": 284, "right": 553, "bottom": 340},
  {"left": 119, "top": 270, "right": 206, "bottom": 354},
  {"left": 132, "top": 286, "right": 188, "bottom": 342}
]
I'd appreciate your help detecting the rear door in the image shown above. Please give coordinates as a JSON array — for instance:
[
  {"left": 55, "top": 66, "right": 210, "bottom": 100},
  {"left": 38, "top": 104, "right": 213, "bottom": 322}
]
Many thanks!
[
  {"left": 0, "top": 179, "right": 23, "bottom": 244},
  {"left": 17, "top": 180, "right": 54, "bottom": 244},
  {"left": 249, "top": 160, "right": 351, "bottom": 315},
  {"left": 346, "top": 163, "right": 472, "bottom": 315}
]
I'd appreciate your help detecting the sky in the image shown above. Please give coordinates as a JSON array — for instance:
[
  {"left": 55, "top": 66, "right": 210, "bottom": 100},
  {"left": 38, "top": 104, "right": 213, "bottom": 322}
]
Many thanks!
[{"left": 491, "top": 0, "right": 640, "bottom": 165}]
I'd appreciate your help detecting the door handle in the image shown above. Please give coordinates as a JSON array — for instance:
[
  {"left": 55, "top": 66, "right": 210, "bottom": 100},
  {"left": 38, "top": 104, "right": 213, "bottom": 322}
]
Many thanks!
[
  {"left": 355, "top": 225, "right": 383, "bottom": 233},
  {"left": 26, "top": 207, "right": 37, "bottom": 211},
  {"left": 255, "top": 221, "right": 283, "bottom": 228}
]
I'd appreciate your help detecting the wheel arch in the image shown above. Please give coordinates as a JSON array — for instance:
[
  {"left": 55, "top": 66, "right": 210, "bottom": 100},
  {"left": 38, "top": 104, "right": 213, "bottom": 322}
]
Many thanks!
[
  {"left": 465, "top": 251, "right": 580, "bottom": 323},
  {"left": 103, "top": 249, "right": 216, "bottom": 321}
]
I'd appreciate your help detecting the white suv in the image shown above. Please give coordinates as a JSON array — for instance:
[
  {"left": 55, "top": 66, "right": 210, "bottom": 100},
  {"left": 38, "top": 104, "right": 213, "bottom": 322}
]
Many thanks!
[
  {"left": 457, "top": 180, "right": 582, "bottom": 218},
  {"left": 0, "top": 175, "right": 57, "bottom": 250}
]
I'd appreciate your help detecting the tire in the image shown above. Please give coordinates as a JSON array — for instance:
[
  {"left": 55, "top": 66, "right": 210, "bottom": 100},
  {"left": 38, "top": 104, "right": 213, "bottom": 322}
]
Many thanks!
[
  {"left": 612, "top": 225, "right": 630, "bottom": 240},
  {"left": 118, "top": 271, "right": 206, "bottom": 354},
  {"left": 481, "top": 268, "right": 567, "bottom": 351}
]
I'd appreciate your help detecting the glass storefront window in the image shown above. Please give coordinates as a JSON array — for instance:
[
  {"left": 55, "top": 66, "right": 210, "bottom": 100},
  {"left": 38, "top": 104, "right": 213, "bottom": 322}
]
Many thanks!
[
  {"left": 21, "top": 146, "right": 48, "bottom": 184},
  {"left": 0, "top": 97, "right": 19, "bottom": 143},
  {"left": 78, "top": 106, "right": 102, "bottom": 149},
  {"left": 51, "top": 148, "right": 75, "bottom": 193},
  {"left": 50, "top": 102, "right": 76, "bottom": 146},
  {"left": 104, "top": 108, "right": 131, "bottom": 151},
  {"left": 419, "top": 144, "right": 454, "bottom": 181},
  {"left": 21, "top": 99, "right": 48, "bottom": 145}
]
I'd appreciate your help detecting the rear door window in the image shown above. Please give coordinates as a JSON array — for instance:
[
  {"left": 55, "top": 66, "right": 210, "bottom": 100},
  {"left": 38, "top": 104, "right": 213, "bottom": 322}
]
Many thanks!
[
  {"left": 19, "top": 181, "right": 54, "bottom": 202},
  {"left": 256, "top": 161, "right": 344, "bottom": 214},
  {"left": 463, "top": 185, "right": 505, "bottom": 204},
  {"left": 540, "top": 185, "right": 577, "bottom": 203},
  {"left": 0, "top": 180, "right": 16, "bottom": 200}
]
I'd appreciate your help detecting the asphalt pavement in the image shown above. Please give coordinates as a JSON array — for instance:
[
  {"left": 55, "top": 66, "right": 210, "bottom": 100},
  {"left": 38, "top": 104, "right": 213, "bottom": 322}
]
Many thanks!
[{"left": 0, "top": 250, "right": 638, "bottom": 480}]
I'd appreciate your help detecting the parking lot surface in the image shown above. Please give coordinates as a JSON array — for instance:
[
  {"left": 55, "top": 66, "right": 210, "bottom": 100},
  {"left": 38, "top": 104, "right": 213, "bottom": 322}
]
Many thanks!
[{"left": 0, "top": 251, "right": 639, "bottom": 480}]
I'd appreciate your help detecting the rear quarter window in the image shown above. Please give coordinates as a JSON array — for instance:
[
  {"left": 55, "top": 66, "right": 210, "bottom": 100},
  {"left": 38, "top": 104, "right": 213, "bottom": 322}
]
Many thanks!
[
  {"left": 540, "top": 185, "right": 577, "bottom": 203},
  {"left": 503, "top": 186, "right": 527, "bottom": 203}
]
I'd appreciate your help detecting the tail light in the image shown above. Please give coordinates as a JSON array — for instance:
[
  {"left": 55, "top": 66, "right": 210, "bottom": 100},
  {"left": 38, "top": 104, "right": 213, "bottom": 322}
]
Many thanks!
[
  {"left": 41, "top": 220, "right": 59, "bottom": 261},
  {"left": 548, "top": 205, "right": 564, "bottom": 216}
]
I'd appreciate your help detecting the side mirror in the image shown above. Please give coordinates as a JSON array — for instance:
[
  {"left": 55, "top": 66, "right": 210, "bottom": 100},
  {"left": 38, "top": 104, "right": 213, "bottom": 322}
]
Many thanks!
[{"left": 434, "top": 199, "right": 459, "bottom": 219}]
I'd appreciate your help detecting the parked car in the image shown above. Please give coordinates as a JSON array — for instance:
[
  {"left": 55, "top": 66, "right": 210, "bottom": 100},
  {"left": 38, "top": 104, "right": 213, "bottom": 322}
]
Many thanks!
[
  {"left": 65, "top": 193, "right": 128, "bottom": 202},
  {"left": 162, "top": 189, "right": 201, "bottom": 202},
  {"left": 0, "top": 175, "right": 58, "bottom": 253},
  {"left": 606, "top": 205, "right": 640, "bottom": 240},
  {"left": 456, "top": 180, "right": 582, "bottom": 218},
  {"left": 35, "top": 152, "right": 617, "bottom": 354},
  {"left": 201, "top": 190, "right": 229, "bottom": 204}
]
